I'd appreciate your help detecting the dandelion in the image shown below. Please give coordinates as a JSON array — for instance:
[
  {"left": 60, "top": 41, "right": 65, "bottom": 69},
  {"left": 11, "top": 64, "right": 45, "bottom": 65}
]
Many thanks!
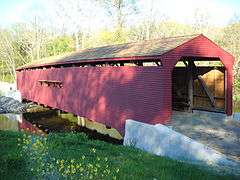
[
  {"left": 79, "top": 167, "right": 84, "bottom": 172},
  {"left": 89, "top": 164, "right": 93, "bottom": 169},
  {"left": 72, "top": 168, "right": 76, "bottom": 174},
  {"left": 91, "top": 148, "right": 96, "bottom": 153},
  {"left": 116, "top": 168, "right": 120, "bottom": 173}
]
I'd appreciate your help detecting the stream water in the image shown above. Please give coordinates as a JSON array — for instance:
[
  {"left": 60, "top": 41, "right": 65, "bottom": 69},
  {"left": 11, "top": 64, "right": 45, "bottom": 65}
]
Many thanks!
[
  {"left": 0, "top": 110, "right": 122, "bottom": 144},
  {"left": 0, "top": 111, "right": 78, "bottom": 134}
]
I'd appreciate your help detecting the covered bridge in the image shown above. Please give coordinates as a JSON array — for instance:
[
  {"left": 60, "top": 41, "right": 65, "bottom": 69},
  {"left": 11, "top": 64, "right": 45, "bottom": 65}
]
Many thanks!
[{"left": 16, "top": 34, "right": 234, "bottom": 135}]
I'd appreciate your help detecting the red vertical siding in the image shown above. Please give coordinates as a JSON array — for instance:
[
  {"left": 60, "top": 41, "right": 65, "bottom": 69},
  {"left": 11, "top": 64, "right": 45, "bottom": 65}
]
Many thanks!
[
  {"left": 17, "top": 67, "right": 171, "bottom": 135},
  {"left": 16, "top": 34, "right": 234, "bottom": 135},
  {"left": 160, "top": 35, "right": 234, "bottom": 115}
]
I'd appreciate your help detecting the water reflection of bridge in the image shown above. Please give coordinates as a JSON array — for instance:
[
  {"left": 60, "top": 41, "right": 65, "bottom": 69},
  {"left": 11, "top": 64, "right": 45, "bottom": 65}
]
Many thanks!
[
  {"left": 0, "top": 114, "right": 45, "bottom": 135},
  {"left": 0, "top": 112, "right": 123, "bottom": 144}
]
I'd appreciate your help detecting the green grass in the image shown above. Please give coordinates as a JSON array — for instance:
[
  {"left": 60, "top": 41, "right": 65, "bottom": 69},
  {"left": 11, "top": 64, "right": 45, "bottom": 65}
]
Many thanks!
[
  {"left": 0, "top": 130, "right": 239, "bottom": 180},
  {"left": 0, "top": 131, "right": 30, "bottom": 179}
]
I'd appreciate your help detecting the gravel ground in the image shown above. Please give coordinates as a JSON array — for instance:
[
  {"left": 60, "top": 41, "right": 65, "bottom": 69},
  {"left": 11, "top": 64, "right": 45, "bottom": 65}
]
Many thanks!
[{"left": 171, "top": 111, "right": 240, "bottom": 162}]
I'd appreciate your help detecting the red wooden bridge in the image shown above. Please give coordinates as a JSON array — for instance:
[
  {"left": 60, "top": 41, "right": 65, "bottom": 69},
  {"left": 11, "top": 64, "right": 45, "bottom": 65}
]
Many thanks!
[{"left": 16, "top": 34, "right": 234, "bottom": 135}]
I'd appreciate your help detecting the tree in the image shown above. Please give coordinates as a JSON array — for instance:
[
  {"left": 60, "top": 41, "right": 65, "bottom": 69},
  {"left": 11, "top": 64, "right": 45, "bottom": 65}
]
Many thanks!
[
  {"left": 0, "top": 21, "right": 50, "bottom": 82},
  {"left": 219, "top": 22, "right": 240, "bottom": 78},
  {"left": 98, "top": 0, "right": 138, "bottom": 29},
  {"left": 0, "top": 31, "right": 19, "bottom": 82},
  {"left": 46, "top": 36, "right": 74, "bottom": 56},
  {"left": 11, "top": 21, "right": 49, "bottom": 62},
  {"left": 51, "top": 0, "right": 103, "bottom": 51},
  {"left": 192, "top": 8, "right": 210, "bottom": 33},
  {"left": 97, "top": 0, "right": 138, "bottom": 44}
]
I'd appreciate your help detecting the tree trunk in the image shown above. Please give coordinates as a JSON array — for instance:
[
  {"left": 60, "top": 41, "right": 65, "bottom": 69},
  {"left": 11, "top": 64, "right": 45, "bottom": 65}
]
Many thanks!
[{"left": 74, "top": 31, "right": 80, "bottom": 51}]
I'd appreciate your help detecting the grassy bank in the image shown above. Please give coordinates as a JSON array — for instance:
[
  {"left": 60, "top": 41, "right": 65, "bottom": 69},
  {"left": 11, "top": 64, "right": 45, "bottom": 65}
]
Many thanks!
[{"left": 0, "top": 130, "right": 239, "bottom": 179}]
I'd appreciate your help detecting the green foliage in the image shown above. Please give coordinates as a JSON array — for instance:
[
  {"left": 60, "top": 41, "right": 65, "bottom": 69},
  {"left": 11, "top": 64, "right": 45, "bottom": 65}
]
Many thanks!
[
  {"left": 218, "top": 23, "right": 240, "bottom": 78},
  {"left": 47, "top": 36, "right": 74, "bottom": 56},
  {"left": 154, "top": 21, "right": 195, "bottom": 38},
  {"left": 0, "top": 72, "right": 15, "bottom": 83},
  {"left": 211, "top": 22, "right": 240, "bottom": 108},
  {"left": 96, "top": 30, "right": 117, "bottom": 45},
  {"left": 85, "top": 28, "right": 128, "bottom": 48},
  {"left": 0, "top": 131, "right": 31, "bottom": 179},
  {"left": 12, "top": 37, "right": 32, "bottom": 63}
]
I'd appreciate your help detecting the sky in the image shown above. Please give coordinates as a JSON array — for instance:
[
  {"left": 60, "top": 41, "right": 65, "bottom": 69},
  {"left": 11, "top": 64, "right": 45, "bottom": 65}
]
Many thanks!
[{"left": 0, "top": 0, "right": 239, "bottom": 28}]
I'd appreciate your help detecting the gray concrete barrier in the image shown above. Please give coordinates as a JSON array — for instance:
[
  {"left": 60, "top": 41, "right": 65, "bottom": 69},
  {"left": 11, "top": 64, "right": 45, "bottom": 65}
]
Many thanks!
[{"left": 124, "top": 120, "right": 238, "bottom": 169}]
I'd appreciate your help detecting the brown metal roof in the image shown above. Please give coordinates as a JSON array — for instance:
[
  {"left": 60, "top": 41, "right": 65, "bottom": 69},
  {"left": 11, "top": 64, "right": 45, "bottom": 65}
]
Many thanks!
[{"left": 19, "top": 34, "right": 200, "bottom": 69}]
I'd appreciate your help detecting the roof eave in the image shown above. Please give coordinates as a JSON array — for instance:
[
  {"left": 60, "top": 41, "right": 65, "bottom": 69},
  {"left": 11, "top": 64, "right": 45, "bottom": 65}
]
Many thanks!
[{"left": 16, "top": 55, "right": 164, "bottom": 71}]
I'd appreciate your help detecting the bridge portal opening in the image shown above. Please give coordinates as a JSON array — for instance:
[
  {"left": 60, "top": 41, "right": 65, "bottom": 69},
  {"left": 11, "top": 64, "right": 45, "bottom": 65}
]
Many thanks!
[{"left": 172, "top": 57, "right": 226, "bottom": 113}]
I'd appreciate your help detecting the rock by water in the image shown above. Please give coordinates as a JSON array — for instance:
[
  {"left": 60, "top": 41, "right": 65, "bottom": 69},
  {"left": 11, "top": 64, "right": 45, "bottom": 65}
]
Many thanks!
[{"left": 0, "top": 96, "right": 29, "bottom": 114}]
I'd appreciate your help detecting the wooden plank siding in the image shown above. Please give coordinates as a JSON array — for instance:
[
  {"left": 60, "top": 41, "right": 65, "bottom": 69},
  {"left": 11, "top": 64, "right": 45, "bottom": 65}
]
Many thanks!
[
  {"left": 17, "top": 67, "right": 171, "bottom": 135},
  {"left": 194, "top": 68, "right": 225, "bottom": 110},
  {"left": 160, "top": 35, "right": 234, "bottom": 116},
  {"left": 16, "top": 34, "right": 234, "bottom": 135}
]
